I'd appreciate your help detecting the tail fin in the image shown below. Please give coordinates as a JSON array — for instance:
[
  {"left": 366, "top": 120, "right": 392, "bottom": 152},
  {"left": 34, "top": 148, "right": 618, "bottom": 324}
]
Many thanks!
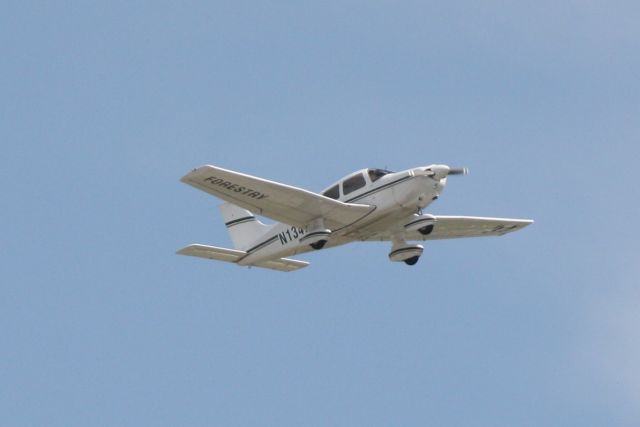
[{"left": 219, "top": 203, "right": 271, "bottom": 250}]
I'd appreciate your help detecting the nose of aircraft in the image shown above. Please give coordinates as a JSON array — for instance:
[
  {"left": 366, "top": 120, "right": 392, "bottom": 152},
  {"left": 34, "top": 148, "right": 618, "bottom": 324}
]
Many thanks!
[{"left": 426, "top": 164, "right": 450, "bottom": 180}]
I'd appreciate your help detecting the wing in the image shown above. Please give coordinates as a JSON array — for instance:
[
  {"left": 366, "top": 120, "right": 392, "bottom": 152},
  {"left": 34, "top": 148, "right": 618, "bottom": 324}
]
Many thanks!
[
  {"left": 181, "top": 165, "right": 375, "bottom": 230},
  {"left": 177, "top": 244, "right": 309, "bottom": 272},
  {"left": 404, "top": 216, "right": 533, "bottom": 241}
]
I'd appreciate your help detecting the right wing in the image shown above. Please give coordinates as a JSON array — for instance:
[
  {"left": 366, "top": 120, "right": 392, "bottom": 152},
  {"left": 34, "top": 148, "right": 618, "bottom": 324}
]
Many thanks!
[
  {"left": 177, "top": 244, "right": 309, "bottom": 272},
  {"left": 405, "top": 216, "right": 533, "bottom": 241},
  {"left": 181, "top": 165, "right": 375, "bottom": 230}
]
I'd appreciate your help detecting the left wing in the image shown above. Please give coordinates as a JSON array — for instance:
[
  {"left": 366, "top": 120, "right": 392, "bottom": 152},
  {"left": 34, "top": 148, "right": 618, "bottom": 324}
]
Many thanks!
[
  {"left": 405, "top": 216, "right": 533, "bottom": 241},
  {"left": 181, "top": 165, "right": 375, "bottom": 230}
]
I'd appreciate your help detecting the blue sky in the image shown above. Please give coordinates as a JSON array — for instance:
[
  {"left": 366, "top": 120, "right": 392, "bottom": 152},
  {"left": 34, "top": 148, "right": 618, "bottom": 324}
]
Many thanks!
[{"left": 2, "top": 1, "right": 640, "bottom": 425}]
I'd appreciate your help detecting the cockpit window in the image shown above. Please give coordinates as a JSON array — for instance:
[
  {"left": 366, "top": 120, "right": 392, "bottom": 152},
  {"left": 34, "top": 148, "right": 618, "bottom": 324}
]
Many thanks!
[
  {"left": 368, "top": 168, "right": 392, "bottom": 182},
  {"left": 342, "top": 173, "right": 366, "bottom": 195},
  {"left": 323, "top": 184, "right": 340, "bottom": 200}
]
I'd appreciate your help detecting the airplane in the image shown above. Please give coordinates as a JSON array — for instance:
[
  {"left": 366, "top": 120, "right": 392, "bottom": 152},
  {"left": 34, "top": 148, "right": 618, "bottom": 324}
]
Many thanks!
[{"left": 177, "top": 164, "right": 533, "bottom": 272}]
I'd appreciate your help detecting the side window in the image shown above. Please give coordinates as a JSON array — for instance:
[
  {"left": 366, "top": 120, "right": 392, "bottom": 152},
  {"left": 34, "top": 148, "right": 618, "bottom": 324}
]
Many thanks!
[
  {"left": 342, "top": 173, "right": 366, "bottom": 195},
  {"left": 323, "top": 184, "right": 340, "bottom": 200}
]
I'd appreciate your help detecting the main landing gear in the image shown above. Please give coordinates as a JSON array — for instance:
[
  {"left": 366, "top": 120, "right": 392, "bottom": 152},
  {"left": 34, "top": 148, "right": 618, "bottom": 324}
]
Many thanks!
[
  {"left": 301, "top": 219, "right": 331, "bottom": 251},
  {"left": 310, "top": 240, "right": 327, "bottom": 250},
  {"left": 388, "top": 239, "right": 424, "bottom": 266}
]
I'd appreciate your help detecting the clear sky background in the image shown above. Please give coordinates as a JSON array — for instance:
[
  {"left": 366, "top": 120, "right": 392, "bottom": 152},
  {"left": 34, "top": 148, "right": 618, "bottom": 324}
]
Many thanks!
[{"left": 2, "top": 1, "right": 640, "bottom": 426}]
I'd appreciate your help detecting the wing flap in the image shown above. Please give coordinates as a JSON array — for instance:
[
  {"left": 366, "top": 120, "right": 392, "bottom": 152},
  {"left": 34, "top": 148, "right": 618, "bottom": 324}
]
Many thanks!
[
  {"left": 176, "top": 244, "right": 308, "bottom": 272},
  {"left": 181, "top": 165, "right": 375, "bottom": 230}
]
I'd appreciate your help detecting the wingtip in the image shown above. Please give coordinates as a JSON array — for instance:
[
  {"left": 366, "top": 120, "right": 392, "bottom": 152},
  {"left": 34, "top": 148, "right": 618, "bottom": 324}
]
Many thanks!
[
  {"left": 176, "top": 246, "right": 190, "bottom": 255},
  {"left": 180, "top": 165, "right": 208, "bottom": 183},
  {"left": 180, "top": 168, "right": 196, "bottom": 183}
]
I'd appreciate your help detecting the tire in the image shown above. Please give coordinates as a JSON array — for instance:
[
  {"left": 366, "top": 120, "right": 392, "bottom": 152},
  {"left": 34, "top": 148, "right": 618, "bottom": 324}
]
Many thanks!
[
  {"left": 310, "top": 240, "right": 327, "bottom": 250},
  {"left": 418, "top": 224, "right": 434, "bottom": 236},
  {"left": 404, "top": 256, "right": 420, "bottom": 265}
]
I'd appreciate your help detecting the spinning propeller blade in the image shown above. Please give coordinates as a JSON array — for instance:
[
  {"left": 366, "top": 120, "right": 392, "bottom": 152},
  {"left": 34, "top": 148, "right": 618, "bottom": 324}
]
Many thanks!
[
  {"left": 420, "top": 165, "right": 470, "bottom": 179},
  {"left": 448, "top": 167, "right": 469, "bottom": 176}
]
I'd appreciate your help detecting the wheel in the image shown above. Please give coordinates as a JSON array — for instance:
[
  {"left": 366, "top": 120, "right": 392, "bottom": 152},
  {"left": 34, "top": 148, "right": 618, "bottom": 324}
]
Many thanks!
[
  {"left": 404, "top": 256, "right": 420, "bottom": 265},
  {"left": 310, "top": 240, "right": 327, "bottom": 250},
  {"left": 418, "top": 224, "right": 434, "bottom": 236}
]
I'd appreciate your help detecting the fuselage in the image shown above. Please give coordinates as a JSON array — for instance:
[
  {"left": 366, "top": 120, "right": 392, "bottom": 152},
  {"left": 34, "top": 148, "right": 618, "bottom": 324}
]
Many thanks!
[{"left": 237, "top": 166, "right": 446, "bottom": 266}]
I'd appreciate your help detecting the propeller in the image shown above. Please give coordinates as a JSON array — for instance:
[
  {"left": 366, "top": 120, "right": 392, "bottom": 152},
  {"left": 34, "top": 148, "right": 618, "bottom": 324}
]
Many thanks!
[{"left": 448, "top": 167, "right": 469, "bottom": 176}]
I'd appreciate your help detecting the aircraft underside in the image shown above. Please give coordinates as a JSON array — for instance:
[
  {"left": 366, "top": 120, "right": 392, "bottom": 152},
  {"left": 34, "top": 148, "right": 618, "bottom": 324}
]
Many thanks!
[{"left": 177, "top": 164, "right": 533, "bottom": 271}]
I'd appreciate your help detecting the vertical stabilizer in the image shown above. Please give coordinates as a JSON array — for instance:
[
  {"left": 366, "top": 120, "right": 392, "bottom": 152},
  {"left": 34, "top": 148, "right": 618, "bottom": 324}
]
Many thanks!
[{"left": 219, "top": 203, "right": 271, "bottom": 250}]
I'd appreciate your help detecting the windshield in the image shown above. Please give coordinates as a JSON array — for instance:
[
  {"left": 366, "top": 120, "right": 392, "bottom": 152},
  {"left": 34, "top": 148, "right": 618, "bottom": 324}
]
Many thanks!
[{"left": 368, "top": 168, "right": 393, "bottom": 182}]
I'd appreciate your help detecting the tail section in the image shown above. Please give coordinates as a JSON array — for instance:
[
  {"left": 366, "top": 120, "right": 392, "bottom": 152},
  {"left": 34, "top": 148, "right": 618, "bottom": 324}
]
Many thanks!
[
  {"left": 178, "top": 203, "right": 307, "bottom": 272},
  {"left": 219, "top": 202, "right": 272, "bottom": 250}
]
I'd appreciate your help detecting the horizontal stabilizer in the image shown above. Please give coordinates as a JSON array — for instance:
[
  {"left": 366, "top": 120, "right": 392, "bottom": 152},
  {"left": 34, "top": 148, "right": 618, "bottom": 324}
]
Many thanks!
[
  {"left": 177, "top": 244, "right": 309, "bottom": 272},
  {"left": 252, "top": 257, "right": 310, "bottom": 272},
  {"left": 177, "top": 244, "right": 244, "bottom": 262}
]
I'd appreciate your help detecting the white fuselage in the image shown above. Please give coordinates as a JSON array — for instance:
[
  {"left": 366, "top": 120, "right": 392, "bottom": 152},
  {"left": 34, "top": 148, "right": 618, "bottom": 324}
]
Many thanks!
[{"left": 237, "top": 167, "right": 446, "bottom": 266}]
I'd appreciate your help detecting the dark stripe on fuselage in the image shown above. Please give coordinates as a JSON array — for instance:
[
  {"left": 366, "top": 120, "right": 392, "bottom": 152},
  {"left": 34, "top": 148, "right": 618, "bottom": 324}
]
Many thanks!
[
  {"left": 225, "top": 216, "right": 255, "bottom": 227},
  {"left": 345, "top": 175, "right": 413, "bottom": 203},
  {"left": 245, "top": 235, "right": 279, "bottom": 254}
]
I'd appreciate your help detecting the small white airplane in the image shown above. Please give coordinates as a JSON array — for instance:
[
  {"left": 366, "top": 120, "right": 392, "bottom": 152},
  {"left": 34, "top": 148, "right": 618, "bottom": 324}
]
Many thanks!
[{"left": 177, "top": 164, "right": 533, "bottom": 272}]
